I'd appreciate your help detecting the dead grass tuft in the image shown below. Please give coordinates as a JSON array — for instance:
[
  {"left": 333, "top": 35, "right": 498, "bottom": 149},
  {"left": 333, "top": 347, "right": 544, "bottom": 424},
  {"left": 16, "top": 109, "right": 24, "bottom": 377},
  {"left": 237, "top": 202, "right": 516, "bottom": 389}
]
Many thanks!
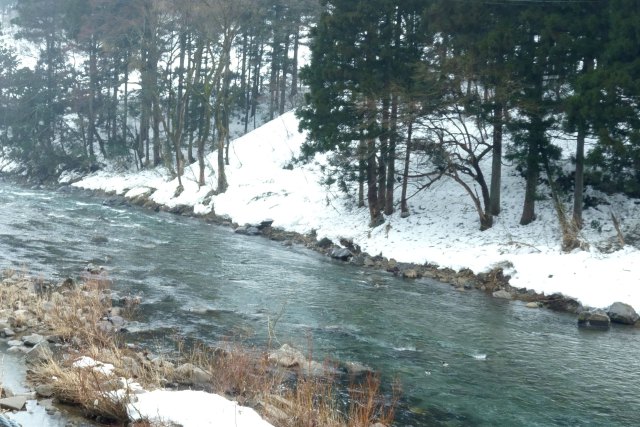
[{"left": 31, "top": 355, "right": 131, "bottom": 423}]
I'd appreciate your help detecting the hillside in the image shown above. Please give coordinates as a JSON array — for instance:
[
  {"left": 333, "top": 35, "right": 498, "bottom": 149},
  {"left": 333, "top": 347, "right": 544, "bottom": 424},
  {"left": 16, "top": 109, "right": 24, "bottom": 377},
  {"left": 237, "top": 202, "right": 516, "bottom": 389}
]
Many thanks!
[{"left": 72, "top": 111, "right": 640, "bottom": 312}]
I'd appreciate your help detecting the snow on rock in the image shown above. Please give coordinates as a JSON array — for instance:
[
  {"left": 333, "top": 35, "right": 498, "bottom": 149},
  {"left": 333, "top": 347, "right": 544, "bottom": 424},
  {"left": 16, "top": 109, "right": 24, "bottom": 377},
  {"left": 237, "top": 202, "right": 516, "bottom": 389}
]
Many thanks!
[
  {"left": 72, "top": 111, "right": 640, "bottom": 312},
  {"left": 127, "top": 390, "right": 274, "bottom": 427},
  {"left": 72, "top": 356, "right": 115, "bottom": 376}
]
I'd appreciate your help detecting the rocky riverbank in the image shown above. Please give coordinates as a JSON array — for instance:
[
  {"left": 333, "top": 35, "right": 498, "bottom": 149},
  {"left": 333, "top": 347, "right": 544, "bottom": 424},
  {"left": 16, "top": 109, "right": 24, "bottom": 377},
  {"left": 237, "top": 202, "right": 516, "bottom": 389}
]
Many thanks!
[
  {"left": 0, "top": 268, "right": 394, "bottom": 426},
  {"left": 87, "top": 186, "right": 640, "bottom": 331}
]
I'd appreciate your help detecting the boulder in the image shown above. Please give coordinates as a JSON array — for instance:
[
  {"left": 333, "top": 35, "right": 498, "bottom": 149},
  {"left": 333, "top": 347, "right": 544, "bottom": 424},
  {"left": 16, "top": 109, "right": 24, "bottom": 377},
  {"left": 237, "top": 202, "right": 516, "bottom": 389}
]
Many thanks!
[
  {"left": 402, "top": 269, "right": 419, "bottom": 279},
  {"left": 23, "top": 333, "right": 45, "bottom": 347},
  {"left": 545, "top": 293, "right": 583, "bottom": 313},
  {"left": 267, "top": 344, "right": 328, "bottom": 376},
  {"left": 258, "top": 219, "right": 274, "bottom": 230},
  {"left": 174, "top": 363, "right": 212, "bottom": 385},
  {"left": 492, "top": 290, "right": 513, "bottom": 300},
  {"left": 329, "top": 247, "right": 352, "bottom": 261},
  {"left": 350, "top": 254, "right": 365, "bottom": 266},
  {"left": 268, "top": 344, "right": 304, "bottom": 368},
  {"left": 26, "top": 341, "right": 52, "bottom": 364},
  {"left": 317, "top": 237, "right": 333, "bottom": 249},
  {"left": 0, "top": 395, "right": 27, "bottom": 411},
  {"left": 121, "top": 356, "right": 144, "bottom": 377},
  {"left": 607, "top": 302, "right": 639, "bottom": 325},
  {"left": 91, "top": 235, "right": 109, "bottom": 244},
  {"left": 235, "top": 225, "right": 260, "bottom": 236},
  {"left": 577, "top": 309, "right": 611, "bottom": 330},
  {"left": 35, "top": 384, "right": 55, "bottom": 398},
  {"left": 526, "top": 302, "right": 541, "bottom": 309}
]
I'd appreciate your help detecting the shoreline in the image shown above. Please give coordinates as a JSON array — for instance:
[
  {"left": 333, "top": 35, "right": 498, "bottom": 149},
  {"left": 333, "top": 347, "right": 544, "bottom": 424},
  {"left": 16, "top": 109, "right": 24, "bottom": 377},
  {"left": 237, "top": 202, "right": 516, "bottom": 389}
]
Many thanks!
[
  {"left": 68, "top": 182, "right": 592, "bottom": 318},
  {"left": 1, "top": 171, "right": 625, "bottom": 320},
  {"left": 4, "top": 168, "right": 638, "bottom": 327}
]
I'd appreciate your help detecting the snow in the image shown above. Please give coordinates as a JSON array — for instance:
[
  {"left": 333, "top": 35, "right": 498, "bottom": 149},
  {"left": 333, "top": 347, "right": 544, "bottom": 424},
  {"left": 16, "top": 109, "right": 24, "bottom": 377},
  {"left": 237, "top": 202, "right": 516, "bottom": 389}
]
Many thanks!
[
  {"left": 69, "top": 357, "right": 274, "bottom": 427},
  {"left": 127, "top": 390, "right": 274, "bottom": 427},
  {"left": 72, "top": 111, "right": 640, "bottom": 314},
  {"left": 72, "top": 356, "right": 115, "bottom": 376}
]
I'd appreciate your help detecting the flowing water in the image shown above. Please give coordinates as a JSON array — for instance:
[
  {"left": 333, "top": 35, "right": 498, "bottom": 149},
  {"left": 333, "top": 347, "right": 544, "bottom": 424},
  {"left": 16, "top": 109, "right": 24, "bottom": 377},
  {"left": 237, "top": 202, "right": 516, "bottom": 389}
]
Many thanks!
[{"left": 1, "top": 178, "right": 640, "bottom": 426}]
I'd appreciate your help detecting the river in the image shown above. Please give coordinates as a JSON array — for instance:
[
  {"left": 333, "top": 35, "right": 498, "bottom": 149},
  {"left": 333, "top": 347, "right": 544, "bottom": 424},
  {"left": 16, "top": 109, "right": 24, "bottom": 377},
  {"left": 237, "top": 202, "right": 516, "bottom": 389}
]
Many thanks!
[{"left": 1, "top": 178, "right": 640, "bottom": 426}]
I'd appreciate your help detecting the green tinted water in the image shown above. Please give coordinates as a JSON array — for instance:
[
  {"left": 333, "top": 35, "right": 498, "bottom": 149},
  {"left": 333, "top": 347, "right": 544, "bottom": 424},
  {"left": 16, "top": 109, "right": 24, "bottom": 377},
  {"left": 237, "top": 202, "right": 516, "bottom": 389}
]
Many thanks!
[{"left": 1, "top": 180, "right": 639, "bottom": 426}]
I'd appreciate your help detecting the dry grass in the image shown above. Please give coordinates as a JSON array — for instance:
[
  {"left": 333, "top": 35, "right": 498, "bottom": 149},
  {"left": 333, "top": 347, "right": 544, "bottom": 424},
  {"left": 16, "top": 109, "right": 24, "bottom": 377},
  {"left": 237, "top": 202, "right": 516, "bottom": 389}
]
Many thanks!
[
  {"left": 8, "top": 269, "right": 398, "bottom": 427},
  {"left": 30, "top": 355, "right": 131, "bottom": 423},
  {"left": 262, "top": 372, "right": 397, "bottom": 427},
  {"left": 182, "top": 340, "right": 280, "bottom": 406}
]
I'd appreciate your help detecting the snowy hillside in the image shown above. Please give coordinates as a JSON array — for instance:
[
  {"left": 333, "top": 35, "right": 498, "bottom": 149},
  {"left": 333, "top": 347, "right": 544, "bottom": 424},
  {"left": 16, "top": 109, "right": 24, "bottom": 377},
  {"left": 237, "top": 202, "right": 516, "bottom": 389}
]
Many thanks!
[{"left": 73, "top": 111, "right": 640, "bottom": 312}]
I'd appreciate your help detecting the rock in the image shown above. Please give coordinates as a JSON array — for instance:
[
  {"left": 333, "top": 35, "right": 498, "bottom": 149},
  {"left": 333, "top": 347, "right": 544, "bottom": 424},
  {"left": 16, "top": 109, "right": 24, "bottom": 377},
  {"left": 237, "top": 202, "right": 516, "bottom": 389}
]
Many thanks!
[
  {"left": 402, "top": 269, "right": 419, "bottom": 279},
  {"left": 363, "top": 256, "right": 376, "bottom": 268},
  {"left": 267, "top": 344, "right": 327, "bottom": 376},
  {"left": 121, "top": 356, "right": 144, "bottom": 377},
  {"left": 526, "top": 302, "right": 540, "bottom": 309},
  {"left": 26, "top": 341, "right": 52, "bottom": 364},
  {"left": 9, "top": 309, "right": 30, "bottom": 328},
  {"left": 350, "top": 254, "right": 365, "bottom": 266},
  {"left": 0, "top": 395, "right": 28, "bottom": 411},
  {"left": 492, "top": 290, "right": 513, "bottom": 300},
  {"left": 577, "top": 309, "right": 611, "bottom": 330},
  {"left": 317, "top": 237, "right": 333, "bottom": 249},
  {"left": 607, "top": 302, "right": 639, "bottom": 325},
  {"left": 174, "top": 363, "right": 212, "bottom": 385},
  {"left": 108, "top": 315, "right": 126, "bottom": 328},
  {"left": 7, "top": 339, "right": 23, "bottom": 347},
  {"left": 41, "top": 301, "right": 56, "bottom": 313},
  {"left": 329, "top": 247, "right": 352, "bottom": 261},
  {"left": 235, "top": 225, "right": 260, "bottom": 236},
  {"left": 35, "top": 384, "right": 55, "bottom": 398},
  {"left": 258, "top": 219, "right": 274, "bottom": 230},
  {"left": 2, "top": 328, "right": 15, "bottom": 337},
  {"left": 23, "top": 333, "right": 45, "bottom": 347},
  {"left": 268, "top": 344, "right": 304, "bottom": 368},
  {"left": 263, "top": 403, "right": 290, "bottom": 424},
  {"left": 91, "top": 235, "right": 109, "bottom": 244},
  {"left": 545, "top": 293, "right": 582, "bottom": 313},
  {"left": 86, "top": 263, "right": 104, "bottom": 274},
  {"left": 342, "top": 361, "right": 373, "bottom": 376}
]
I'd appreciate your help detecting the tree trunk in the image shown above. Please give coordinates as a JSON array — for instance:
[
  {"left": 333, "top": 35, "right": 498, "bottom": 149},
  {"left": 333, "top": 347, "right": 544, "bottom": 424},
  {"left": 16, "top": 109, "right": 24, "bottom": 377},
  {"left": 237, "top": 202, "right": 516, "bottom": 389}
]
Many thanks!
[
  {"left": 384, "top": 94, "right": 398, "bottom": 215},
  {"left": 88, "top": 37, "right": 97, "bottom": 159},
  {"left": 573, "top": 56, "right": 593, "bottom": 229},
  {"left": 290, "top": 24, "right": 300, "bottom": 98},
  {"left": 269, "top": 13, "right": 280, "bottom": 121},
  {"left": 400, "top": 121, "right": 413, "bottom": 217},
  {"left": 573, "top": 123, "right": 585, "bottom": 229},
  {"left": 123, "top": 55, "right": 129, "bottom": 151},
  {"left": 279, "top": 32, "right": 289, "bottom": 115},
  {"left": 520, "top": 119, "right": 542, "bottom": 226},
  {"left": 367, "top": 137, "right": 381, "bottom": 227},
  {"left": 377, "top": 97, "right": 389, "bottom": 211},
  {"left": 489, "top": 102, "right": 503, "bottom": 215},
  {"left": 358, "top": 139, "right": 366, "bottom": 208}
]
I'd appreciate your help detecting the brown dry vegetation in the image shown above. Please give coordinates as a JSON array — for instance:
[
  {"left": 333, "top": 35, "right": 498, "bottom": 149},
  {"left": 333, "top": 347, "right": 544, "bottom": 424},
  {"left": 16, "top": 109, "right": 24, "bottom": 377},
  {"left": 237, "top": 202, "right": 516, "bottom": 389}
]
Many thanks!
[{"left": 1, "top": 269, "right": 397, "bottom": 426}]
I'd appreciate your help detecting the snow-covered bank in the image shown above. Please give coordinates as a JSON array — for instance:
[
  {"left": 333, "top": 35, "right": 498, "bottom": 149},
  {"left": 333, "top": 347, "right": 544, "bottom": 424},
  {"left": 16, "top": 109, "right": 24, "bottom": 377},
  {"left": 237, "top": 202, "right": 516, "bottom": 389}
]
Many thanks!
[{"left": 73, "top": 111, "right": 640, "bottom": 312}]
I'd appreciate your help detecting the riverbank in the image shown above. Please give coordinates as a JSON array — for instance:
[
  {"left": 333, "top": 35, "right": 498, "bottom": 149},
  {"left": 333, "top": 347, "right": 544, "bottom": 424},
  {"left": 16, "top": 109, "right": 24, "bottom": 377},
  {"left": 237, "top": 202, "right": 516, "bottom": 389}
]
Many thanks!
[
  {"left": 0, "top": 269, "right": 395, "bottom": 426},
  {"left": 60, "top": 111, "right": 640, "bottom": 316}
]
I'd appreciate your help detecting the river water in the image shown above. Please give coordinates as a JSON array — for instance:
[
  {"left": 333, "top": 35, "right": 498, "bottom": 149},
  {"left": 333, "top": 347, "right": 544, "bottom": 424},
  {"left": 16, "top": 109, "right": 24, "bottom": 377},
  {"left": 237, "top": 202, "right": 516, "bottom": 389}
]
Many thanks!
[{"left": 1, "top": 179, "right": 640, "bottom": 426}]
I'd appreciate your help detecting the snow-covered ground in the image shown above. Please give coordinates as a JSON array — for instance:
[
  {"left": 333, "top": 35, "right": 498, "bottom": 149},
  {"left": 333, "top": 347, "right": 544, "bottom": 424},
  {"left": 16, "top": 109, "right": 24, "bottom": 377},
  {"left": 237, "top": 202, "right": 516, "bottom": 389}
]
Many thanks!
[{"left": 73, "top": 111, "right": 640, "bottom": 314}]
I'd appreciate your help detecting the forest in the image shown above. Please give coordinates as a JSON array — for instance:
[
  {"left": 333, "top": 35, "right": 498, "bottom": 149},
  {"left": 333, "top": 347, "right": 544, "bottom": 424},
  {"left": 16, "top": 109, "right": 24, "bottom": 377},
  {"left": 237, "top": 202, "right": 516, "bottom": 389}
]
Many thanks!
[
  {"left": 0, "top": 0, "right": 639, "bottom": 246},
  {"left": 0, "top": 0, "right": 318, "bottom": 189}
]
